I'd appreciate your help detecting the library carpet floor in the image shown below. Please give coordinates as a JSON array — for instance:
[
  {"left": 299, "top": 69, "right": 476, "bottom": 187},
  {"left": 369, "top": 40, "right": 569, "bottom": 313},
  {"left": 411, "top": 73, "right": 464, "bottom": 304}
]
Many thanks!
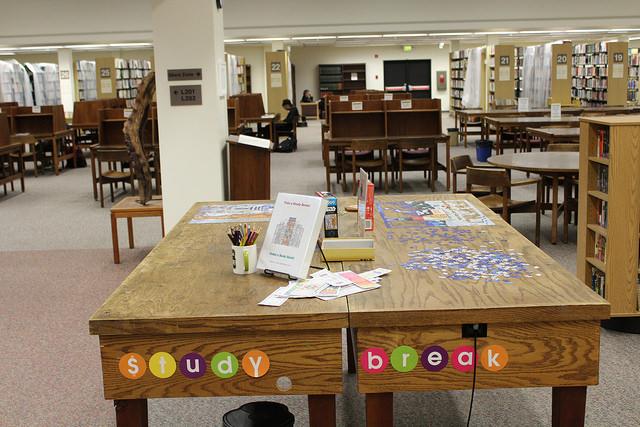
[{"left": 1, "top": 117, "right": 639, "bottom": 426}]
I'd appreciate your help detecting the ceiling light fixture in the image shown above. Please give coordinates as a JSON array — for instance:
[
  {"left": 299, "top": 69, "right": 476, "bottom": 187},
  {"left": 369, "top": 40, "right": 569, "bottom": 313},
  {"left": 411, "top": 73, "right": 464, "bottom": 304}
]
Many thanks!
[
  {"left": 564, "top": 29, "right": 607, "bottom": 33},
  {"left": 64, "top": 44, "right": 110, "bottom": 49},
  {"left": 629, "top": 36, "right": 640, "bottom": 40},
  {"left": 336, "top": 35, "right": 382, "bottom": 39},
  {"left": 291, "top": 36, "right": 336, "bottom": 40},
  {"left": 474, "top": 31, "right": 515, "bottom": 35},
  {"left": 382, "top": 33, "right": 428, "bottom": 38},
  {"left": 18, "top": 45, "right": 64, "bottom": 51},
  {"left": 245, "top": 37, "right": 290, "bottom": 42},
  {"left": 108, "top": 42, "right": 152, "bottom": 47},
  {"left": 429, "top": 32, "right": 473, "bottom": 36},
  {"left": 224, "top": 39, "right": 246, "bottom": 43}
]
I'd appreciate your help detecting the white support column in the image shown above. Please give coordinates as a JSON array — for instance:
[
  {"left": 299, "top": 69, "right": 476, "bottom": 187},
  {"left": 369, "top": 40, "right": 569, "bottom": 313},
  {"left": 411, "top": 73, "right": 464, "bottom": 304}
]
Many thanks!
[
  {"left": 57, "top": 49, "right": 75, "bottom": 115},
  {"left": 151, "top": 0, "right": 228, "bottom": 230}
]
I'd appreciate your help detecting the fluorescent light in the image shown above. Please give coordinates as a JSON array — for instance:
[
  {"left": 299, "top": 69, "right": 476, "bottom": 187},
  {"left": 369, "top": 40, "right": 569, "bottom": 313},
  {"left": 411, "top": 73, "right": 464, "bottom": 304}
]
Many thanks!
[
  {"left": 565, "top": 29, "right": 607, "bottom": 33},
  {"left": 245, "top": 37, "right": 290, "bottom": 42},
  {"left": 474, "top": 31, "right": 515, "bottom": 35},
  {"left": 429, "top": 32, "right": 473, "bottom": 36},
  {"left": 224, "top": 39, "right": 246, "bottom": 43},
  {"left": 382, "top": 33, "right": 428, "bottom": 38},
  {"left": 108, "top": 43, "right": 152, "bottom": 47},
  {"left": 291, "top": 36, "right": 336, "bottom": 40},
  {"left": 65, "top": 44, "right": 109, "bottom": 49},
  {"left": 438, "top": 42, "right": 445, "bottom": 49},
  {"left": 607, "top": 28, "right": 640, "bottom": 32},
  {"left": 0, "top": 52, "right": 15, "bottom": 55},
  {"left": 19, "top": 45, "right": 63, "bottom": 50},
  {"left": 336, "top": 35, "right": 382, "bottom": 39},
  {"left": 629, "top": 36, "right": 640, "bottom": 41},
  {"left": 519, "top": 30, "right": 563, "bottom": 34}
]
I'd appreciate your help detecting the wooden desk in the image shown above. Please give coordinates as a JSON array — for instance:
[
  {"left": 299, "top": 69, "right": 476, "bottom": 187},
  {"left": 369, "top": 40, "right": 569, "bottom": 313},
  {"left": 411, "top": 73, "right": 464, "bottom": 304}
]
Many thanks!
[
  {"left": 341, "top": 194, "right": 608, "bottom": 427},
  {"left": 90, "top": 201, "right": 348, "bottom": 426},
  {"left": 489, "top": 152, "right": 579, "bottom": 244},
  {"left": 484, "top": 116, "right": 580, "bottom": 154},
  {"left": 241, "top": 115, "right": 279, "bottom": 145},
  {"left": 526, "top": 127, "right": 580, "bottom": 151},
  {"left": 110, "top": 195, "right": 164, "bottom": 264},
  {"left": 300, "top": 102, "right": 320, "bottom": 119},
  {"left": 227, "top": 136, "right": 271, "bottom": 200}
]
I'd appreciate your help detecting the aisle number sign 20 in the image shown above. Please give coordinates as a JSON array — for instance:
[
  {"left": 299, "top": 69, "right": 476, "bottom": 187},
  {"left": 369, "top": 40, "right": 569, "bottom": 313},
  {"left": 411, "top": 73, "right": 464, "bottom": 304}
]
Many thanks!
[{"left": 118, "top": 350, "right": 269, "bottom": 380}]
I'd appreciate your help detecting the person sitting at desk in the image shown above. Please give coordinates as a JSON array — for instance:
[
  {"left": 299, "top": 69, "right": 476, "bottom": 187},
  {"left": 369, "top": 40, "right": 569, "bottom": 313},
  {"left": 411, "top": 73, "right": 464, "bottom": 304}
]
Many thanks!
[
  {"left": 259, "top": 99, "right": 299, "bottom": 138},
  {"left": 301, "top": 89, "right": 314, "bottom": 103}
]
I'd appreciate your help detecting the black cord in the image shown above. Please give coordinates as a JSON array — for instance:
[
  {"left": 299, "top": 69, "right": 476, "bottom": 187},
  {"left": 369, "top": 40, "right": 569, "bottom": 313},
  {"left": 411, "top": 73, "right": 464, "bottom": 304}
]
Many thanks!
[
  {"left": 466, "top": 329, "right": 479, "bottom": 427},
  {"left": 316, "top": 240, "right": 331, "bottom": 271}
]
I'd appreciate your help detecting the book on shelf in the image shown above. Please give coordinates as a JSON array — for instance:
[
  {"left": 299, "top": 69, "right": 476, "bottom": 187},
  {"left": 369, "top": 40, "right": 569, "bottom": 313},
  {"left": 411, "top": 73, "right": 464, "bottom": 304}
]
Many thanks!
[
  {"left": 597, "top": 165, "right": 609, "bottom": 193},
  {"left": 591, "top": 267, "right": 606, "bottom": 297},
  {"left": 594, "top": 234, "right": 607, "bottom": 262},
  {"left": 597, "top": 200, "right": 608, "bottom": 228},
  {"left": 596, "top": 128, "right": 610, "bottom": 158}
]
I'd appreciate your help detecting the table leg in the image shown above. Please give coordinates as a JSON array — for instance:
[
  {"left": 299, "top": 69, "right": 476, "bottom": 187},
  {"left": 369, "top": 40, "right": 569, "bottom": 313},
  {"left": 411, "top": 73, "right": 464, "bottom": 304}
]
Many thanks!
[
  {"left": 431, "top": 143, "right": 437, "bottom": 192},
  {"left": 366, "top": 393, "right": 393, "bottom": 427},
  {"left": 445, "top": 141, "right": 451, "bottom": 191},
  {"left": 53, "top": 138, "right": 60, "bottom": 175},
  {"left": 19, "top": 153, "right": 25, "bottom": 192},
  {"left": 552, "top": 386, "right": 586, "bottom": 427},
  {"left": 496, "top": 125, "right": 502, "bottom": 155},
  {"left": 308, "top": 394, "right": 336, "bottom": 427},
  {"left": 563, "top": 177, "right": 571, "bottom": 244},
  {"left": 127, "top": 217, "right": 135, "bottom": 249},
  {"left": 464, "top": 120, "right": 468, "bottom": 148},
  {"left": 114, "top": 399, "right": 148, "bottom": 427},
  {"left": 346, "top": 328, "right": 356, "bottom": 374},
  {"left": 111, "top": 214, "right": 120, "bottom": 264},
  {"left": 91, "top": 149, "right": 98, "bottom": 200},
  {"left": 551, "top": 176, "right": 559, "bottom": 245}
]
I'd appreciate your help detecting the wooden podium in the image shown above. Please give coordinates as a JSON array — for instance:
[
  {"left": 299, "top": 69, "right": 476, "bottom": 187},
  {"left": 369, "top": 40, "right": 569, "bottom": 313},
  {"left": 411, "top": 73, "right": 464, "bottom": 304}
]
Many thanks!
[{"left": 227, "top": 135, "right": 271, "bottom": 200}]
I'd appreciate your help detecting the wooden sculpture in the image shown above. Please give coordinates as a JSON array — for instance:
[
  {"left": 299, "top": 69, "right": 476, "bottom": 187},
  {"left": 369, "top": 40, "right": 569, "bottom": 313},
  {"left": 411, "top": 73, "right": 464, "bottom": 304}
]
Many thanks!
[{"left": 123, "top": 71, "right": 156, "bottom": 205}]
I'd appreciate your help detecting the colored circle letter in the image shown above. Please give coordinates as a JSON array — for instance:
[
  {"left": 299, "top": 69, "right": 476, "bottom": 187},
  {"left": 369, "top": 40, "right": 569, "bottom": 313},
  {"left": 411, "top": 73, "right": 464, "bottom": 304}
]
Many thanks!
[
  {"left": 149, "top": 352, "right": 176, "bottom": 378},
  {"left": 119, "top": 353, "right": 146, "bottom": 379},
  {"left": 421, "top": 346, "right": 448, "bottom": 372},
  {"left": 481, "top": 345, "right": 508, "bottom": 372},
  {"left": 390, "top": 346, "right": 418, "bottom": 372},
  {"left": 179, "top": 353, "right": 206, "bottom": 379},
  {"left": 360, "top": 348, "right": 389, "bottom": 374},
  {"left": 452, "top": 346, "right": 476, "bottom": 373},
  {"left": 242, "top": 350, "right": 270, "bottom": 378},
  {"left": 211, "top": 352, "right": 239, "bottom": 378}
]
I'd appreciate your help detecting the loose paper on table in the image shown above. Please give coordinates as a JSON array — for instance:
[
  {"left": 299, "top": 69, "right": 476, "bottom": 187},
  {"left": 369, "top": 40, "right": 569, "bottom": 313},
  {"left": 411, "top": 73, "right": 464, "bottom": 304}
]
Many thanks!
[{"left": 190, "top": 203, "right": 273, "bottom": 224}]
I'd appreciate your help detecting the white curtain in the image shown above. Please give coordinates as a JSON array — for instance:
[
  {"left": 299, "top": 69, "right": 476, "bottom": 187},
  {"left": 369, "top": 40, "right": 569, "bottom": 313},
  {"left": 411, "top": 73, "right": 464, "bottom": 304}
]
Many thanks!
[
  {"left": 25, "top": 63, "right": 46, "bottom": 106},
  {"left": 76, "top": 60, "right": 97, "bottom": 101},
  {"left": 226, "top": 54, "right": 241, "bottom": 96},
  {"left": 462, "top": 48, "right": 482, "bottom": 108},
  {"left": 522, "top": 44, "right": 552, "bottom": 108},
  {"left": 39, "top": 63, "right": 61, "bottom": 105}
]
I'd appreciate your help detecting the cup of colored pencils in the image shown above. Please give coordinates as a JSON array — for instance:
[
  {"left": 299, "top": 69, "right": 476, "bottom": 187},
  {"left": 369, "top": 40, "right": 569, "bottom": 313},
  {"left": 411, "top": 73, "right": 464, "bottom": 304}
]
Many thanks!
[{"left": 228, "top": 224, "right": 260, "bottom": 274}]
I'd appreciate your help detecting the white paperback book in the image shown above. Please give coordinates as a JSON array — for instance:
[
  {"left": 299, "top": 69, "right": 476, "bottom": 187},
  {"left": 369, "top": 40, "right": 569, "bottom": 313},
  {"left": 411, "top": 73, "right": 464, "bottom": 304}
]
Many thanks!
[
  {"left": 257, "top": 193, "right": 328, "bottom": 279},
  {"left": 238, "top": 134, "right": 271, "bottom": 150}
]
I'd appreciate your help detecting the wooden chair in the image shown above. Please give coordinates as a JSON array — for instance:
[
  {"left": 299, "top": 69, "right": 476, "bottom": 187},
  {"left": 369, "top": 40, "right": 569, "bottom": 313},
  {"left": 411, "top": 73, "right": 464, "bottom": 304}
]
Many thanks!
[
  {"left": 450, "top": 154, "right": 522, "bottom": 195},
  {"left": 9, "top": 134, "right": 39, "bottom": 176},
  {"left": 541, "top": 144, "right": 580, "bottom": 222},
  {"left": 95, "top": 148, "right": 134, "bottom": 208},
  {"left": 466, "top": 167, "right": 541, "bottom": 245},
  {"left": 343, "top": 139, "right": 389, "bottom": 195},
  {"left": 275, "top": 119, "right": 298, "bottom": 151},
  {"left": 394, "top": 140, "right": 434, "bottom": 193}
]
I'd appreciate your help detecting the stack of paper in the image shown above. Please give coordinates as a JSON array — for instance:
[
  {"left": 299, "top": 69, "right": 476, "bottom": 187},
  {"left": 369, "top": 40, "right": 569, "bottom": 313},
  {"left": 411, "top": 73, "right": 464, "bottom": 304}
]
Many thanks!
[{"left": 259, "top": 268, "right": 391, "bottom": 307}]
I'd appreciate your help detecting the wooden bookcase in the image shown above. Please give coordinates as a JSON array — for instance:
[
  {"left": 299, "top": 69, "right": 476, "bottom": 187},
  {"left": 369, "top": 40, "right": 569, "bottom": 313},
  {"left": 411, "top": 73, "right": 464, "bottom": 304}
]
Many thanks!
[
  {"left": 449, "top": 49, "right": 467, "bottom": 110},
  {"left": 572, "top": 41, "right": 628, "bottom": 107},
  {"left": 629, "top": 48, "right": 639, "bottom": 104},
  {"left": 95, "top": 58, "right": 152, "bottom": 107},
  {"left": 550, "top": 42, "right": 573, "bottom": 106},
  {"left": 577, "top": 116, "right": 640, "bottom": 317},
  {"left": 319, "top": 63, "right": 366, "bottom": 96},
  {"left": 514, "top": 47, "right": 524, "bottom": 99}
]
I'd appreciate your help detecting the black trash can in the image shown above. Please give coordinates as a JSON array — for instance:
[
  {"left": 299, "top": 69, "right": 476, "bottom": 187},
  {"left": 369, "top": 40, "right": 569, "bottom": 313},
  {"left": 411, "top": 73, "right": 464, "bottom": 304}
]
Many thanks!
[{"left": 223, "top": 401, "right": 295, "bottom": 427}]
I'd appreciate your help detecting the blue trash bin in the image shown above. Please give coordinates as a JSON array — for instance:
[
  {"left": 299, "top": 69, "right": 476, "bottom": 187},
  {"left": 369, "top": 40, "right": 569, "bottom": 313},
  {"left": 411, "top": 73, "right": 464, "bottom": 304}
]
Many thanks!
[{"left": 475, "top": 139, "right": 493, "bottom": 163}]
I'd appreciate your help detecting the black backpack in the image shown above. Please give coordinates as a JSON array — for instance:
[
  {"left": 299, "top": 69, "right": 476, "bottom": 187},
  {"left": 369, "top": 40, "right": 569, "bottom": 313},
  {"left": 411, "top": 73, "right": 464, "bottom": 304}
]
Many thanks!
[{"left": 277, "top": 138, "right": 295, "bottom": 153}]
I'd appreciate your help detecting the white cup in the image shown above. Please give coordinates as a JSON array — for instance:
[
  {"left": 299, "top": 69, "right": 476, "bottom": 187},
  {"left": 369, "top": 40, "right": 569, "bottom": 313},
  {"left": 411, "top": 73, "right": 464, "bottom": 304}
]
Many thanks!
[{"left": 231, "top": 245, "right": 258, "bottom": 274}]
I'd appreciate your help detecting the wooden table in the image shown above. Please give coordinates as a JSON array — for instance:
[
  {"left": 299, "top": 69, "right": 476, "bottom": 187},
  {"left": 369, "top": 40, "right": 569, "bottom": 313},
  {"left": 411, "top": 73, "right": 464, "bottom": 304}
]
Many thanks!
[
  {"left": 322, "top": 135, "right": 449, "bottom": 193},
  {"left": 241, "top": 114, "right": 280, "bottom": 145},
  {"left": 91, "top": 201, "right": 347, "bottom": 425},
  {"left": 526, "top": 127, "right": 580, "bottom": 151},
  {"left": 489, "top": 152, "right": 579, "bottom": 244},
  {"left": 110, "top": 195, "right": 164, "bottom": 264},
  {"left": 341, "top": 194, "right": 609, "bottom": 426},
  {"left": 484, "top": 116, "right": 580, "bottom": 154}
]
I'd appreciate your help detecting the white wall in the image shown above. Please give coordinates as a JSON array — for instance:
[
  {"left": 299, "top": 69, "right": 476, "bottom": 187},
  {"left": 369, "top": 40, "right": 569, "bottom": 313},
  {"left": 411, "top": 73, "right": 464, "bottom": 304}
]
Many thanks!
[{"left": 290, "top": 44, "right": 452, "bottom": 110}]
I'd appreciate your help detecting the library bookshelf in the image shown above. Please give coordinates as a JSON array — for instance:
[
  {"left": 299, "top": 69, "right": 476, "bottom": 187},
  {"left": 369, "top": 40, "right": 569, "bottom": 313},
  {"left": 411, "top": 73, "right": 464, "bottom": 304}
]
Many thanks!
[
  {"left": 629, "top": 48, "right": 639, "bottom": 104},
  {"left": 577, "top": 115, "right": 640, "bottom": 319},
  {"left": 572, "top": 41, "right": 628, "bottom": 107},
  {"left": 319, "top": 63, "right": 366, "bottom": 96},
  {"left": 487, "top": 44, "right": 515, "bottom": 108},
  {"left": 450, "top": 50, "right": 467, "bottom": 110}
]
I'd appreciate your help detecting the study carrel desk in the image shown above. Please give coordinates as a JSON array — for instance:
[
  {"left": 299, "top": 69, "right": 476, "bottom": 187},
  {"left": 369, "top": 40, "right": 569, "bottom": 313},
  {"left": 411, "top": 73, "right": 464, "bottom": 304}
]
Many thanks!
[
  {"left": 89, "top": 201, "right": 347, "bottom": 426},
  {"left": 340, "top": 194, "right": 609, "bottom": 427}
]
